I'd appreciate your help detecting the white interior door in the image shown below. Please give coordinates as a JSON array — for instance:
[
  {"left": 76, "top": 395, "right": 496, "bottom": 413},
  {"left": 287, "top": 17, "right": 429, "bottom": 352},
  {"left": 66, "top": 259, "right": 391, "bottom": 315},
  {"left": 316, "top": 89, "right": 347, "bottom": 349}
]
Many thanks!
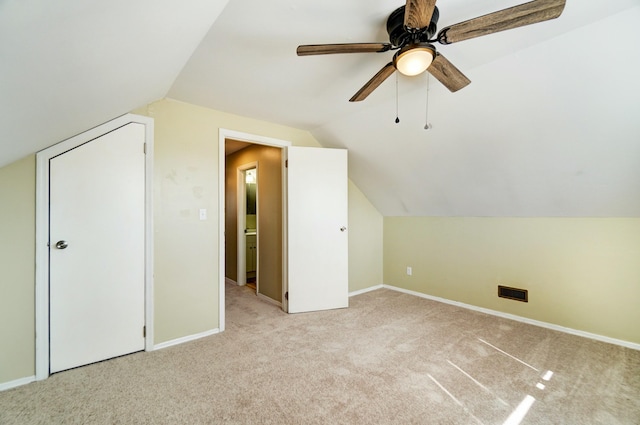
[
  {"left": 286, "top": 146, "right": 348, "bottom": 313},
  {"left": 49, "top": 123, "right": 146, "bottom": 373}
]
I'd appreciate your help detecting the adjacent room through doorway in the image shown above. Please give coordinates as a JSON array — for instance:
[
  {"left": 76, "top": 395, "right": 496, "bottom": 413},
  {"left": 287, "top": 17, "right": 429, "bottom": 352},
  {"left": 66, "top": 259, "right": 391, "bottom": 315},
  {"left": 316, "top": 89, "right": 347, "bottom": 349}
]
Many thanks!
[{"left": 224, "top": 139, "right": 284, "bottom": 308}]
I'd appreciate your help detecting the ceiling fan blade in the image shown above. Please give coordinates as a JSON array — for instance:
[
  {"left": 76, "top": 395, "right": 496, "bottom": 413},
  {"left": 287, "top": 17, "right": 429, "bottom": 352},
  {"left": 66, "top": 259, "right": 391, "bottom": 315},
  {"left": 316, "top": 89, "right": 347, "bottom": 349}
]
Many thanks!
[
  {"left": 404, "top": 0, "right": 437, "bottom": 30},
  {"left": 297, "top": 43, "right": 391, "bottom": 56},
  {"left": 349, "top": 62, "right": 396, "bottom": 102},
  {"left": 437, "top": 0, "right": 566, "bottom": 44},
  {"left": 427, "top": 54, "right": 471, "bottom": 92}
]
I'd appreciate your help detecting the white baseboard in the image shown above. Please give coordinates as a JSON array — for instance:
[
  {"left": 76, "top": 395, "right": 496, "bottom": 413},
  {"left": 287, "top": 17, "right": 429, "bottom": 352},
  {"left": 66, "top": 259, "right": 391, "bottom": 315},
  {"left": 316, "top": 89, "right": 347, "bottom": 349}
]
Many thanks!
[
  {"left": 0, "top": 375, "right": 35, "bottom": 392},
  {"left": 349, "top": 284, "right": 384, "bottom": 297},
  {"left": 153, "top": 328, "right": 220, "bottom": 351},
  {"left": 257, "top": 292, "right": 282, "bottom": 307},
  {"left": 383, "top": 284, "right": 640, "bottom": 351}
]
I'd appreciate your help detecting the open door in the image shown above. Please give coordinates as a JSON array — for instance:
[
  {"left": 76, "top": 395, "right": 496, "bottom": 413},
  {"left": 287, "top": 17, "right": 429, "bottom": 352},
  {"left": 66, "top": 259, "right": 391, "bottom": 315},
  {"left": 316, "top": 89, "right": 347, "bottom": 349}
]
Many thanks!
[{"left": 286, "top": 146, "right": 348, "bottom": 313}]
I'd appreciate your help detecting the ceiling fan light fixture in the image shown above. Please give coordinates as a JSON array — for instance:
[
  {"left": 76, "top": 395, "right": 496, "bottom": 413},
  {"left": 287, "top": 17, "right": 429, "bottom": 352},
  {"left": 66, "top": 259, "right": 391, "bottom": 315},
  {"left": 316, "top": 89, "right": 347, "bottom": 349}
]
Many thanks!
[{"left": 393, "top": 43, "right": 436, "bottom": 76}]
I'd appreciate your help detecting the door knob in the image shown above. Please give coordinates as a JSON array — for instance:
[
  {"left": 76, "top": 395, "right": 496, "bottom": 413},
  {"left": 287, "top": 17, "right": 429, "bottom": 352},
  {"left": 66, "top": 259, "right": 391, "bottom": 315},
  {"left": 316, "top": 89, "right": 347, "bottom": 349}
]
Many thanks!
[
  {"left": 340, "top": 227, "right": 347, "bottom": 232},
  {"left": 55, "top": 240, "right": 68, "bottom": 249}
]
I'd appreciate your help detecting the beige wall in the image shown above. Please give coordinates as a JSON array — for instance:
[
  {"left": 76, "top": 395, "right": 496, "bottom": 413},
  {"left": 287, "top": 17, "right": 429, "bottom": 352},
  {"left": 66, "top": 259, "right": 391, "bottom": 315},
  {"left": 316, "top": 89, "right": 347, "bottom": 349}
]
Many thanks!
[
  {"left": 384, "top": 217, "right": 640, "bottom": 344},
  {"left": 136, "top": 100, "right": 219, "bottom": 344},
  {"left": 0, "top": 98, "right": 384, "bottom": 387},
  {"left": 0, "top": 155, "right": 35, "bottom": 384},
  {"left": 225, "top": 144, "right": 283, "bottom": 302},
  {"left": 348, "top": 180, "right": 383, "bottom": 293}
]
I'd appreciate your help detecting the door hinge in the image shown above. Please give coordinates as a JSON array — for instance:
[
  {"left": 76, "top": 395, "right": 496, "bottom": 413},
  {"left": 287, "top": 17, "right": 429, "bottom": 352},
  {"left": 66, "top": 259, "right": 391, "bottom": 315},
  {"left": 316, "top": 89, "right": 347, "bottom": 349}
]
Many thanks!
[
  {"left": 143, "top": 325, "right": 146, "bottom": 338},
  {"left": 285, "top": 159, "right": 288, "bottom": 168},
  {"left": 285, "top": 291, "right": 288, "bottom": 300},
  {"left": 143, "top": 143, "right": 147, "bottom": 154}
]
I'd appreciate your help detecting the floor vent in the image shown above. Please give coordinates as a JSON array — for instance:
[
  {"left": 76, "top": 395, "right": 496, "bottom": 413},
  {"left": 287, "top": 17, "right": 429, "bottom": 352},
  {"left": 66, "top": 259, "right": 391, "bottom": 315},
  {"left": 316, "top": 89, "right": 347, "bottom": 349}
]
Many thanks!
[{"left": 498, "top": 285, "right": 528, "bottom": 302}]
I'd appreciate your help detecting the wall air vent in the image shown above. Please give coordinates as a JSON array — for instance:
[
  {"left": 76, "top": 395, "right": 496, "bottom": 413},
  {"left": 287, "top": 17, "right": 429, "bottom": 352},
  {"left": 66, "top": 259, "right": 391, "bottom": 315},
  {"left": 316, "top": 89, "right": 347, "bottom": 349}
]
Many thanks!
[{"left": 498, "top": 285, "right": 528, "bottom": 303}]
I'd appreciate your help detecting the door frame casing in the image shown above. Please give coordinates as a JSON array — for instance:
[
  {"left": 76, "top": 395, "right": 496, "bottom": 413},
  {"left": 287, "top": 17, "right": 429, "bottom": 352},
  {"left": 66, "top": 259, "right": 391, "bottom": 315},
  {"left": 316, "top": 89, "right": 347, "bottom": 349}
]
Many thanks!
[
  {"left": 35, "top": 113, "right": 154, "bottom": 381},
  {"left": 218, "top": 129, "right": 291, "bottom": 330}
]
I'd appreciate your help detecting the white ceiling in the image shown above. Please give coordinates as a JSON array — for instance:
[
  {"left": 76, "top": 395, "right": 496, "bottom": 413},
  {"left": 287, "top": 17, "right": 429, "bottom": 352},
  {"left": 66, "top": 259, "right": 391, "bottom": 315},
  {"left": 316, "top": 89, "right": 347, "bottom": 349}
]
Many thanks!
[
  {"left": 0, "top": 0, "right": 229, "bottom": 168},
  {"left": 2, "top": 0, "right": 640, "bottom": 217}
]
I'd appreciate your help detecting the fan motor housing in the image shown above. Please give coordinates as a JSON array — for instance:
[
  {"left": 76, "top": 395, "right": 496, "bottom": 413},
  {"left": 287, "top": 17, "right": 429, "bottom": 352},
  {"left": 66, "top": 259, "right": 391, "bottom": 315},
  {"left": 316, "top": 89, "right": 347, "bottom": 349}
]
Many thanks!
[{"left": 387, "top": 5, "right": 439, "bottom": 47}]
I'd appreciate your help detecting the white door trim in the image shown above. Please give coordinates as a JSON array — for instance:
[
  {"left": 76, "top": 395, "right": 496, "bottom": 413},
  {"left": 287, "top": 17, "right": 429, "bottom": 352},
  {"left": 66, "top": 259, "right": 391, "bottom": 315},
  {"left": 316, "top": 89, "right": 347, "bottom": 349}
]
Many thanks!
[
  {"left": 218, "top": 129, "right": 291, "bottom": 330},
  {"left": 35, "top": 113, "right": 154, "bottom": 381}
]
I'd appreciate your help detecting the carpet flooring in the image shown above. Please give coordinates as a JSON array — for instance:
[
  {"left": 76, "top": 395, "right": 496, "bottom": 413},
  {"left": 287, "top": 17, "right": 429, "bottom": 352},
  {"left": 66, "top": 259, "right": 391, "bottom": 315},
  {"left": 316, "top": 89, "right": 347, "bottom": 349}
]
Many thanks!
[{"left": 1, "top": 283, "right": 639, "bottom": 424}]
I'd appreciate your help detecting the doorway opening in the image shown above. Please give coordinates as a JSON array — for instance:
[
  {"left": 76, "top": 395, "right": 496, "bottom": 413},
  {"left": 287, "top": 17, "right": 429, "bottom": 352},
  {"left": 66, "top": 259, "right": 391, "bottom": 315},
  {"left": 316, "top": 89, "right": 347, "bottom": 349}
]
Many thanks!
[
  {"left": 218, "top": 129, "right": 349, "bottom": 331},
  {"left": 219, "top": 130, "right": 291, "bottom": 331},
  {"left": 236, "top": 164, "right": 258, "bottom": 292}
]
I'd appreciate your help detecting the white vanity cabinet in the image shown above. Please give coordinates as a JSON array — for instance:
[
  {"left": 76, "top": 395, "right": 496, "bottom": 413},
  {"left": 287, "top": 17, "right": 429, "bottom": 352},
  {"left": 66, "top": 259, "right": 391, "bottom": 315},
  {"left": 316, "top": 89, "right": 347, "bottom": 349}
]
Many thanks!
[{"left": 246, "top": 233, "right": 257, "bottom": 278}]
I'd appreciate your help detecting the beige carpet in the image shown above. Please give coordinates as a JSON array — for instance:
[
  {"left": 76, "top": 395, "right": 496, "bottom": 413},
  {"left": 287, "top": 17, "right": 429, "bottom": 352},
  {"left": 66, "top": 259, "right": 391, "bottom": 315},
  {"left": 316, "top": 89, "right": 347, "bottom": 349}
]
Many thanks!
[{"left": 1, "top": 283, "right": 639, "bottom": 424}]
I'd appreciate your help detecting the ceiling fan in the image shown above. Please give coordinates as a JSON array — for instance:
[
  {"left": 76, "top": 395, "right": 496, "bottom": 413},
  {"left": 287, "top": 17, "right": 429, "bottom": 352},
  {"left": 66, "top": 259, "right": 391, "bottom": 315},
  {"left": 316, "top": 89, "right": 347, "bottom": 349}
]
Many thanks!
[{"left": 297, "top": 0, "right": 566, "bottom": 102}]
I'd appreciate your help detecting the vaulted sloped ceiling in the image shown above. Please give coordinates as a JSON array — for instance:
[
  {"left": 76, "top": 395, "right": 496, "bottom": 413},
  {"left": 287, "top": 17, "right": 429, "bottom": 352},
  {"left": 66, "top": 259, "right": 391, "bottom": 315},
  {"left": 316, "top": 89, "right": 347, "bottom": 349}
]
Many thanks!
[
  {"left": 314, "top": 6, "right": 640, "bottom": 216},
  {"left": 170, "top": 0, "right": 640, "bottom": 217},
  {"left": 2, "top": 0, "right": 639, "bottom": 217},
  {"left": 0, "top": 0, "right": 229, "bottom": 168}
]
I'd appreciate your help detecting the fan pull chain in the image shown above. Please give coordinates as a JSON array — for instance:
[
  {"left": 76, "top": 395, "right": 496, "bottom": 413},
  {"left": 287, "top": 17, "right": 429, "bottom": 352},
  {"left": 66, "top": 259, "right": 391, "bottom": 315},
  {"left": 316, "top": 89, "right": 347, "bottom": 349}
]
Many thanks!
[
  {"left": 395, "top": 72, "right": 400, "bottom": 124},
  {"left": 424, "top": 74, "right": 432, "bottom": 130}
]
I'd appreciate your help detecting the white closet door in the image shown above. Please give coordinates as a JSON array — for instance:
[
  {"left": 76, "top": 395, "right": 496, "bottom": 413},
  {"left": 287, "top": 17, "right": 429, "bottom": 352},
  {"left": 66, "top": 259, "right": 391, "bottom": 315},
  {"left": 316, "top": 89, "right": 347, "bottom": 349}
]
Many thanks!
[{"left": 49, "top": 123, "right": 145, "bottom": 373}]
